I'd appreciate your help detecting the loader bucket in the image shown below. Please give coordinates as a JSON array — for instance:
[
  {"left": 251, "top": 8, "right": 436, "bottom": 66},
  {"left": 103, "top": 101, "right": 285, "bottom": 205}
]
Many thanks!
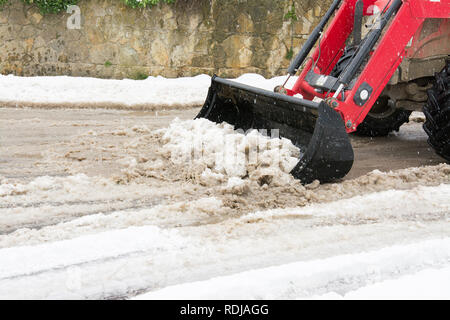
[{"left": 196, "top": 76, "right": 354, "bottom": 184}]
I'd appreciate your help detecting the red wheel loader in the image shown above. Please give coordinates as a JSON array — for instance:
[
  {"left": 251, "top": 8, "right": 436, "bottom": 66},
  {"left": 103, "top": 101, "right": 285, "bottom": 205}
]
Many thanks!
[{"left": 196, "top": 0, "right": 450, "bottom": 184}]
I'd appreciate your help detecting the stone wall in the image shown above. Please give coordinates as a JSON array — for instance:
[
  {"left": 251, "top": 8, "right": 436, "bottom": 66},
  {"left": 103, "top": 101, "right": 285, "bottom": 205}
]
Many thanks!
[{"left": 0, "top": 0, "right": 329, "bottom": 79}]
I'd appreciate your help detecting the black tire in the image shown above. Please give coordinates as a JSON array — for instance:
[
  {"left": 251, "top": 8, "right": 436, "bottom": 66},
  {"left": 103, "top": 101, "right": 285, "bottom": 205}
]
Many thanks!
[
  {"left": 423, "top": 62, "right": 450, "bottom": 161},
  {"left": 331, "top": 46, "right": 412, "bottom": 137}
]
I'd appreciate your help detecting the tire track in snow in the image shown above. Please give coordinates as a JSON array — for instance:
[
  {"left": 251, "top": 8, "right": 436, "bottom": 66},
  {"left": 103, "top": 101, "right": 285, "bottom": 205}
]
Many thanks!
[{"left": 1, "top": 105, "right": 450, "bottom": 299}]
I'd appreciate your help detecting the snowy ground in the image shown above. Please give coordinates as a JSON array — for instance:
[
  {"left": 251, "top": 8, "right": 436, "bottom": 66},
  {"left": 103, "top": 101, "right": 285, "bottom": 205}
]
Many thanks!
[{"left": 0, "top": 74, "right": 449, "bottom": 300}]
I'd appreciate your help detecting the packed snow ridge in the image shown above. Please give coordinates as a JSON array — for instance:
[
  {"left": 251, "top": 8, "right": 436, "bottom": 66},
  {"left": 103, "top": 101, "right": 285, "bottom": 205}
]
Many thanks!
[
  {"left": 159, "top": 118, "right": 301, "bottom": 187},
  {"left": 0, "top": 73, "right": 298, "bottom": 110}
]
